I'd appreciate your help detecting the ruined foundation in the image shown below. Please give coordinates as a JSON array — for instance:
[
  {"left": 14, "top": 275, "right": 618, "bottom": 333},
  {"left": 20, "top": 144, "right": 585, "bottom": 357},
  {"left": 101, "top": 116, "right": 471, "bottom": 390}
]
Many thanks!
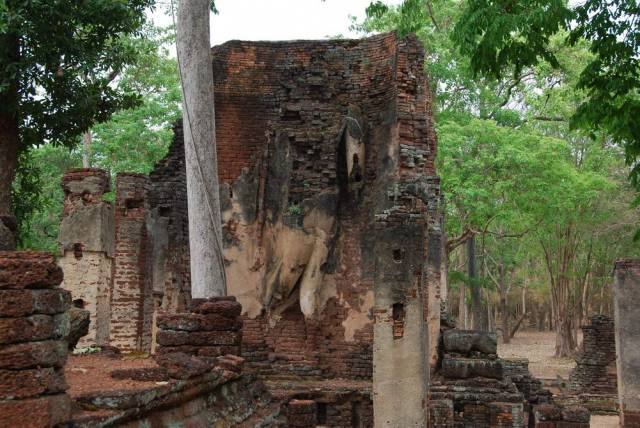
[
  {"left": 430, "top": 328, "right": 588, "bottom": 428},
  {"left": 145, "top": 32, "right": 443, "bottom": 427},
  {"left": 566, "top": 315, "right": 618, "bottom": 414},
  {"left": 46, "top": 32, "right": 444, "bottom": 427},
  {"left": 614, "top": 260, "right": 640, "bottom": 427}
]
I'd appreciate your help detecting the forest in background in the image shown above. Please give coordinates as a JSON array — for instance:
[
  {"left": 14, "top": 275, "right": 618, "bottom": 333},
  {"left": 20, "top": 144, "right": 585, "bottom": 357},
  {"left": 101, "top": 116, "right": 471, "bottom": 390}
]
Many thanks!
[{"left": 10, "top": 0, "right": 640, "bottom": 358}]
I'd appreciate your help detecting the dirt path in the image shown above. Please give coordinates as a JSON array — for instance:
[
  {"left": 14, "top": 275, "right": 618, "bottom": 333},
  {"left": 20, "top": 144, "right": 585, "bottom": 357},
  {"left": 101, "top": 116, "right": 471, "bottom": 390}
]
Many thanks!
[{"left": 497, "top": 331, "right": 576, "bottom": 379}]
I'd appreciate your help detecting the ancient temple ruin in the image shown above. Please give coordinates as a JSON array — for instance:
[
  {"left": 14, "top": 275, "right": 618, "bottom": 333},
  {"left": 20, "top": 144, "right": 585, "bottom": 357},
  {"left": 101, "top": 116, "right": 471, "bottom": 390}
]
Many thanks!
[{"left": 53, "top": 32, "right": 444, "bottom": 427}]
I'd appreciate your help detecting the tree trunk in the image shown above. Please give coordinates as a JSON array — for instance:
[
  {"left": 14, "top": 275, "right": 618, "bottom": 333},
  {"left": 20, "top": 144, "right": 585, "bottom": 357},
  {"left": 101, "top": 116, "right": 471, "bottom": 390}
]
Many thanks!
[
  {"left": 177, "top": 0, "right": 226, "bottom": 298},
  {"left": 555, "top": 312, "right": 576, "bottom": 357},
  {"left": 0, "top": 34, "right": 20, "bottom": 250},
  {"left": 468, "top": 236, "right": 486, "bottom": 330},
  {"left": 82, "top": 130, "right": 92, "bottom": 168}
]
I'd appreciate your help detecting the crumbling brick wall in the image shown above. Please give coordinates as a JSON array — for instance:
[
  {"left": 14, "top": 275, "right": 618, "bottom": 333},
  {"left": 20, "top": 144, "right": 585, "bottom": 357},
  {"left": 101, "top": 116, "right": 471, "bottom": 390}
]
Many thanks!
[
  {"left": 58, "top": 168, "right": 114, "bottom": 347},
  {"left": 148, "top": 123, "right": 191, "bottom": 313},
  {"left": 569, "top": 315, "right": 617, "bottom": 395},
  {"left": 0, "top": 252, "right": 73, "bottom": 427},
  {"left": 110, "top": 173, "right": 153, "bottom": 352},
  {"left": 148, "top": 33, "right": 443, "bottom": 390}
]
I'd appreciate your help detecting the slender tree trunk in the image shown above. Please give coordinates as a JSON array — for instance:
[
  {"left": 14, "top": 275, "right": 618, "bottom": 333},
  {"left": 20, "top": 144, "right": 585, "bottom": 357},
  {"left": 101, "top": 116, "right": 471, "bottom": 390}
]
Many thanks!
[
  {"left": 177, "top": 0, "right": 226, "bottom": 298},
  {"left": 468, "top": 236, "right": 486, "bottom": 330},
  {"left": 0, "top": 34, "right": 20, "bottom": 250},
  {"left": 498, "top": 260, "right": 510, "bottom": 343},
  {"left": 82, "top": 130, "right": 92, "bottom": 168}
]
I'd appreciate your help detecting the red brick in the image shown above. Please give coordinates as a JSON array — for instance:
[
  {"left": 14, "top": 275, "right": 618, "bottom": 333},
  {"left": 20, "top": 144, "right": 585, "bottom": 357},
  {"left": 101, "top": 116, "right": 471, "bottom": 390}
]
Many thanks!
[
  {"left": 157, "top": 312, "right": 242, "bottom": 332},
  {"left": 0, "top": 314, "right": 68, "bottom": 345},
  {"left": 0, "top": 289, "right": 71, "bottom": 317},
  {"left": 156, "top": 330, "right": 241, "bottom": 347},
  {"left": 0, "top": 394, "right": 71, "bottom": 428},
  {"left": 0, "top": 367, "right": 67, "bottom": 399},
  {"left": 0, "top": 340, "right": 67, "bottom": 370},
  {"left": 0, "top": 252, "right": 63, "bottom": 290}
]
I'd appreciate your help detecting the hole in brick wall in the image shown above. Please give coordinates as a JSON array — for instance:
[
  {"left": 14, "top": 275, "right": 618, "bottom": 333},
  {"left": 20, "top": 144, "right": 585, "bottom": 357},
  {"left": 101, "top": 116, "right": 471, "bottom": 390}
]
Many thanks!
[
  {"left": 351, "top": 401, "right": 362, "bottom": 428},
  {"left": 392, "top": 302, "right": 405, "bottom": 339},
  {"left": 392, "top": 249, "right": 404, "bottom": 263},
  {"left": 352, "top": 154, "right": 362, "bottom": 182},
  {"left": 73, "top": 243, "right": 83, "bottom": 259},
  {"left": 317, "top": 402, "right": 327, "bottom": 425},
  {"left": 73, "top": 299, "right": 85, "bottom": 309},
  {"left": 125, "top": 198, "right": 143, "bottom": 210}
]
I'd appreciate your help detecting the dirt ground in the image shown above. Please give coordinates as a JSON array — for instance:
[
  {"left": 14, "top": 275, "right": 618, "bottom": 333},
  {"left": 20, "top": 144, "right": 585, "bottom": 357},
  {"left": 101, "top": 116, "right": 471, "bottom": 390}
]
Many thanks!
[
  {"left": 498, "top": 330, "right": 618, "bottom": 428},
  {"left": 497, "top": 330, "right": 577, "bottom": 379}
]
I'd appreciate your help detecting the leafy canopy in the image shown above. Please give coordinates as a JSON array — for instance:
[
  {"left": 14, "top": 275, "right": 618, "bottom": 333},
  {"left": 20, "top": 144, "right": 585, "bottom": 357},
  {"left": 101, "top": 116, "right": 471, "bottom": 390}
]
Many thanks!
[
  {"left": 452, "top": 0, "right": 640, "bottom": 187},
  {"left": 0, "top": 0, "right": 154, "bottom": 150}
]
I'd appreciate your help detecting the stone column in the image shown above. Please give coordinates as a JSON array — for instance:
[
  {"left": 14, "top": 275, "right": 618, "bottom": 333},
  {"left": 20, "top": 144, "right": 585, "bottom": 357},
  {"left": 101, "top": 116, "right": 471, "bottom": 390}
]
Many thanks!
[
  {"left": 110, "top": 173, "right": 153, "bottom": 352},
  {"left": 372, "top": 213, "right": 429, "bottom": 428},
  {"left": 613, "top": 259, "right": 640, "bottom": 427},
  {"left": 58, "top": 168, "right": 114, "bottom": 347},
  {"left": 0, "top": 251, "right": 72, "bottom": 427}
]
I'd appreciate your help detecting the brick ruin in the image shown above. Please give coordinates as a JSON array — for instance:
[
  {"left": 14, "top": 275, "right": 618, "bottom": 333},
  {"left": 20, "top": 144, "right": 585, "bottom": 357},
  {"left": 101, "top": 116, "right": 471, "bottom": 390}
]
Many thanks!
[
  {"left": 50, "top": 32, "right": 443, "bottom": 427},
  {"left": 613, "top": 259, "right": 640, "bottom": 427},
  {"left": 566, "top": 315, "right": 618, "bottom": 414},
  {"left": 2, "top": 32, "right": 603, "bottom": 428},
  {"left": 0, "top": 252, "right": 72, "bottom": 428},
  {"left": 429, "top": 328, "right": 590, "bottom": 427}
]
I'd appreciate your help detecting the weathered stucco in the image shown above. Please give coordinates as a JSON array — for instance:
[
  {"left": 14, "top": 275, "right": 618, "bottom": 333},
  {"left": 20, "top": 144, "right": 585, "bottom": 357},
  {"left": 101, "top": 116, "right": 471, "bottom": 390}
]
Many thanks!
[{"left": 613, "top": 259, "right": 640, "bottom": 426}]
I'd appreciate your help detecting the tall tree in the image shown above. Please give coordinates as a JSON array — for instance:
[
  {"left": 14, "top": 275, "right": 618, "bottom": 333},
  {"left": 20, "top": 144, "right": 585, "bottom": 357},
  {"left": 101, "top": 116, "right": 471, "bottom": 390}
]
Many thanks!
[
  {"left": 0, "top": 0, "right": 153, "bottom": 249},
  {"left": 176, "top": 0, "right": 226, "bottom": 298},
  {"left": 453, "top": 0, "right": 640, "bottom": 192}
]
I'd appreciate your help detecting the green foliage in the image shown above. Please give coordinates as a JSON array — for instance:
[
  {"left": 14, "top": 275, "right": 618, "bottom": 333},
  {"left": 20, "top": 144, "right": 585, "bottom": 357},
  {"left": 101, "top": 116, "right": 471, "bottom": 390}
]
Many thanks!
[
  {"left": 90, "top": 26, "right": 181, "bottom": 175},
  {"left": 453, "top": 0, "right": 640, "bottom": 192},
  {"left": 452, "top": 0, "right": 571, "bottom": 79},
  {"left": 14, "top": 145, "right": 81, "bottom": 251},
  {"left": 0, "top": 0, "right": 154, "bottom": 150},
  {"left": 14, "top": 24, "right": 180, "bottom": 250}
]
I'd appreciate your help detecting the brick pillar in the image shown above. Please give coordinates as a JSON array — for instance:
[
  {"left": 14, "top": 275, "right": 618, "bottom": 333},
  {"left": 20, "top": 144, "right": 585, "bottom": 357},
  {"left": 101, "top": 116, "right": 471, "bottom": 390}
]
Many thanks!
[
  {"left": 0, "top": 252, "right": 72, "bottom": 427},
  {"left": 614, "top": 260, "right": 640, "bottom": 427},
  {"left": 110, "top": 173, "right": 153, "bottom": 352},
  {"left": 155, "top": 297, "right": 242, "bottom": 357},
  {"left": 58, "top": 168, "right": 114, "bottom": 347}
]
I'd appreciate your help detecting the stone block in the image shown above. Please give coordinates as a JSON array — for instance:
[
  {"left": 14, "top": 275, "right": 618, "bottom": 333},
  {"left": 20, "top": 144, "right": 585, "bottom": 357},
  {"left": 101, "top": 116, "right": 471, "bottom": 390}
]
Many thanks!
[
  {"left": 0, "top": 367, "right": 67, "bottom": 399},
  {"left": 442, "top": 329, "right": 497, "bottom": 355},
  {"left": 156, "top": 330, "right": 241, "bottom": 347},
  {"left": 441, "top": 355, "right": 503, "bottom": 379},
  {"left": 0, "top": 393, "right": 71, "bottom": 428},
  {"left": 154, "top": 352, "right": 214, "bottom": 379},
  {"left": 0, "top": 340, "right": 67, "bottom": 370},
  {"left": 156, "top": 312, "right": 242, "bottom": 332},
  {"left": 0, "top": 289, "right": 71, "bottom": 317},
  {"left": 110, "top": 367, "right": 170, "bottom": 382},
  {"left": 190, "top": 299, "right": 242, "bottom": 318},
  {"left": 67, "top": 307, "right": 90, "bottom": 349},
  {"left": 0, "top": 252, "right": 63, "bottom": 290},
  {"left": 0, "top": 313, "right": 69, "bottom": 345}
]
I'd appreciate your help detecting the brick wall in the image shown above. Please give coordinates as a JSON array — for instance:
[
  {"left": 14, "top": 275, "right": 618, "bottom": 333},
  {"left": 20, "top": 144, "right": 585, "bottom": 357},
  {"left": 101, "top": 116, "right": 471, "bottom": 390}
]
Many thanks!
[
  {"left": 147, "top": 33, "right": 442, "bottom": 387},
  {"left": 58, "top": 168, "right": 114, "bottom": 347},
  {"left": 110, "top": 173, "right": 153, "bottom": 352},
  {"left": 0, "top": 252, "right": 72, "bottom": 428}
]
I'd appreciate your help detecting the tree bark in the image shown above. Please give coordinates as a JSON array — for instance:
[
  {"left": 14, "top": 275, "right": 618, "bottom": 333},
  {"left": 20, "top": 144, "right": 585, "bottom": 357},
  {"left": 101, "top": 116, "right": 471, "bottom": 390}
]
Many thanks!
[
  {"left": 0, "top": 34, "right": 20, "bottom": 250},
  {"left": 468, "top": 236, "right": 486, "bottom": 330},
  {"left": 82, "top": 130, "right": 92, "bottom": 168},
  {"left": 177, "top": 0, "right": 226, "bottom": 298}
]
